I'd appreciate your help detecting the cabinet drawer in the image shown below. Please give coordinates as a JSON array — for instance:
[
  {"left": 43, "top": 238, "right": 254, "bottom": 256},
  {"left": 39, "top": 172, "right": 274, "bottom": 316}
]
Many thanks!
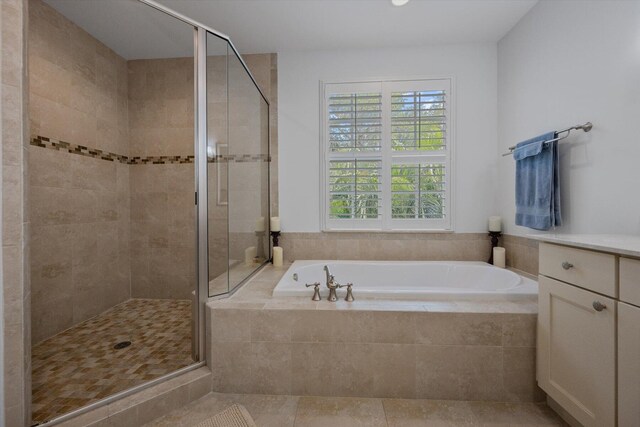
[
  {"left": 539, "top": 242, "right": 617, "bottom": 297},
  {"left": 620, "top": 257, "right": 640, "bottom": 307}
]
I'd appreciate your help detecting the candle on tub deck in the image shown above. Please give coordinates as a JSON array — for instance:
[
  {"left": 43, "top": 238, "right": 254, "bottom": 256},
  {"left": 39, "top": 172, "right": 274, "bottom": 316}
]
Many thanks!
[
  {"left": 488, "top": 216, "right": 502, "bottom": 232},
  {"left": 270, "top": 217, "right": 281, "bottom": 232},
  {"left": 255, "top": 217, "right": 266, "bottom": 232},
  {"left": 493, "top": 247, "right": 506, "bottom": 268},
  {"left": 245, "top": 246, "right": 257, "bottom": 265},
  {"left": 272, "top": 246, "right": 283, "bottom": 267}
]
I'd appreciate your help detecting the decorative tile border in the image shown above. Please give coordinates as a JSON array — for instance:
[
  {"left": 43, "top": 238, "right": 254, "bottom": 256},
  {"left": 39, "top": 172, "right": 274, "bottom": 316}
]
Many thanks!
[
  {"left": 31, "top": 136, "right": 270, "bottom": 164},
  {"left": 129, "top": 155, "right": 195, "bottom": 165},
  {"left": 31, "top": 135, "right": 132, "bottom": 163}
]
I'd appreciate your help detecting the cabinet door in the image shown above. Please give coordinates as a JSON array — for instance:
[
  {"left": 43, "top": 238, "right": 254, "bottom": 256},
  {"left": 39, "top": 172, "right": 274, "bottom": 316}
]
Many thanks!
[
  {"left": 619, "top": 302, "right": 640, "bottom": 427},
  {"left": 537, "top": 276, "right": 616, "bottom": 427}
]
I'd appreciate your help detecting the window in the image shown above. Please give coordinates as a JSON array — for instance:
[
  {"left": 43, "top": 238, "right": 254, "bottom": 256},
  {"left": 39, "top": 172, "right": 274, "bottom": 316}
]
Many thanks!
[{"left": 321, "top": 79, "right": 453, "bottom": 231}]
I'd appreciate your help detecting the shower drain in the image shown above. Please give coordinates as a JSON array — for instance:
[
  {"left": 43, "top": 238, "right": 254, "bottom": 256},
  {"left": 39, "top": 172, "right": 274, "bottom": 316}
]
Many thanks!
[{"left": 113, "top": 341, "right": 132, "bottom": 350}]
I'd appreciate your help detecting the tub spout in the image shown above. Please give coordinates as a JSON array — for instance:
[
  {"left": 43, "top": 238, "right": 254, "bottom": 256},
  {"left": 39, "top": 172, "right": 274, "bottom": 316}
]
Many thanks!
[
  {"left": 323, "top": 265, "right": 340, "bottom": 301},
  {"left": 323, "top": 265, "right": 334, "bottom": 288}
]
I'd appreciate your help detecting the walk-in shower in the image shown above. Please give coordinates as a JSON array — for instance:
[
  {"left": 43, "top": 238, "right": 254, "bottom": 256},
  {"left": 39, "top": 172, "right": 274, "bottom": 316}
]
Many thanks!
[{"left": 28, "top": 0, "right": 270, "bottom": 423}]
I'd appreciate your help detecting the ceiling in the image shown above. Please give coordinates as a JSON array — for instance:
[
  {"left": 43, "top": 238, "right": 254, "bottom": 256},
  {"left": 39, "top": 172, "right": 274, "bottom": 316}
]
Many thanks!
[{"left": 45, "top": 0, "right": 538, "bottom": 59}]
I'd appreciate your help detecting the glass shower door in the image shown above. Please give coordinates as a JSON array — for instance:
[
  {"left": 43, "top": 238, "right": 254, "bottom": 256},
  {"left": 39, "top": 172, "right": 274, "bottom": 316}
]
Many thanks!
[
  {"left": 206, "top": 36, "right": 270, "bottom": 297},
  {"left": 206, "top": 33, "right": 230, "bottom": 297},
  {"left": 227, "top": 48, "right": 271, "bottom": 292}
]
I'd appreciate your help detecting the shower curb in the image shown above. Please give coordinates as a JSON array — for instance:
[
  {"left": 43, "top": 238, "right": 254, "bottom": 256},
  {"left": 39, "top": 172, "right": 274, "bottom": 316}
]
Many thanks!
[{"left": 51, "top": 366, "right": 212, "bottom": 427}]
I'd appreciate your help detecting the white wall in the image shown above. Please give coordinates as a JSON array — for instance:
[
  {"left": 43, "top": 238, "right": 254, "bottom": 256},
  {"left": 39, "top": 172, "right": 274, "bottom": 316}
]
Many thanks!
[
  {"left": 497, "top": 0, "right": 640, "bottom": 235},
  {"left": 278, "top": 44, "right": 498, "bottom": 232}
]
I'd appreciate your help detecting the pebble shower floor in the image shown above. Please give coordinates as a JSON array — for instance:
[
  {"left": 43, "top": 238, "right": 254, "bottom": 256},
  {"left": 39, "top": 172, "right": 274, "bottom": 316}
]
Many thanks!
[{"left": 31, "top": 298, "right": 193, "bottom": 424}]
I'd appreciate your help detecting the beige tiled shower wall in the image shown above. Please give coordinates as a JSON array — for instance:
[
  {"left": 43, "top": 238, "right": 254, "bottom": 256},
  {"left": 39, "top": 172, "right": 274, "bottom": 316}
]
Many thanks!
[
  {"left": 28, "top": 0, "right": 131, "bottom": 344},
  {"left": 128, "top": 53, "right": 277, "bottom": 296},
  {"left": 27, "top": 1, "right": 279, "bottom": 312},
  {"left": 127, "top": 57, "right": 196, "bottom": 300},
  {"left": 2, "top": 0, "right": 31, "bottom": 424}
]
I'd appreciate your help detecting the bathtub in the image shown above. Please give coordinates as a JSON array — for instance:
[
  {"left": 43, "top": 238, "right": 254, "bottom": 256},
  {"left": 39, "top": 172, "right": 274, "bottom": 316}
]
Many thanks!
[{"left": 272, "top": 260, "right": 537, "bottom": 300}]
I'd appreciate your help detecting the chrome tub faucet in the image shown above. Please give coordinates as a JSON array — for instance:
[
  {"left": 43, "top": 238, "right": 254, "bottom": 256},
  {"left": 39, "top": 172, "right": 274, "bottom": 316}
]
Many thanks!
[
  {"left": 322, "top": 265, "right": 354, "bottom": 302},
  {"left": 323, "top": 265, "right": 340, "bottom": 301}
]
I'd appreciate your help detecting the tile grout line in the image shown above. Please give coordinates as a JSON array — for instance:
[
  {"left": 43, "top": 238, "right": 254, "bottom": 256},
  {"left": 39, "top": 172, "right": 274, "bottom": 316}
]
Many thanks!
[
  {"left": 292, "top": 395, "right": 301, "bottom": 427},
  {"left": 381, "top": 398, "right": 391, "bottom": 427}
]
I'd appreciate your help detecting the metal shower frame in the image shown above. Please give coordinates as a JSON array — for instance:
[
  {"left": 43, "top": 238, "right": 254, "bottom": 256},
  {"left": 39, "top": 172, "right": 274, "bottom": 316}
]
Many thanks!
[{"left": 139, "top": 0, "right": 271, "bottom": 362}]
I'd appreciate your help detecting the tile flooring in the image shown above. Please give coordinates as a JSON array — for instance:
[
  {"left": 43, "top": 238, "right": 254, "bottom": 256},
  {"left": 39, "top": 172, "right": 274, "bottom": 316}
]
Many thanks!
[
  {"left": 32, "top": 298, "right": 194, "bottom": 424},
  {"left": 147, "top": 393, "right": 567, "bottom": 426}
]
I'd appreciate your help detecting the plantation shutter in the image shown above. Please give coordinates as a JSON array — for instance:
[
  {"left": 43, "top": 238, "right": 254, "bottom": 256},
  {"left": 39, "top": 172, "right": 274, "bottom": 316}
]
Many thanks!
[
  {"left": 323, "top": 79, "right": 451, "bottom": 231},
  {"left": 328, "top": 92, "right": 382, "bottom": 152},
  {"left": 324, "top": 82, "right": 384, "bottom": 229},
  {"left": 388, "top": 85, "right": 449, "bottom": 227},
  {"left": 391, "top": 90, "right": 446, "bottom": 151},
  {"left": 390, "top": 163, "right": 446, "bottom": 219},
  {"left": 328, "top": 159, "right": 382, "bottom": 219}
]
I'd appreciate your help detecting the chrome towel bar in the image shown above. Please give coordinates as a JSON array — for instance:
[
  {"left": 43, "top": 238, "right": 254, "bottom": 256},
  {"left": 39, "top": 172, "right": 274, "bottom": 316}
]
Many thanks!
[{"left": 502, "top": 122, "right": 593, "bottom": 157}]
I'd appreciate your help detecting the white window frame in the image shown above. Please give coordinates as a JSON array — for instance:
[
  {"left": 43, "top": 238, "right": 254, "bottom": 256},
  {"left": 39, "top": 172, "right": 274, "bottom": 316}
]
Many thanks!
[{"left": 320, "top": 77, "right": 455, "bottom": 232}]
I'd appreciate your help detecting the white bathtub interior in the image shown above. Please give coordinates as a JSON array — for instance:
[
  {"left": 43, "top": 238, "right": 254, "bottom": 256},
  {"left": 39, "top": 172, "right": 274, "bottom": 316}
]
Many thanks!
[{"left": 273, "top": 260, "right": 537, "bottom": 300}]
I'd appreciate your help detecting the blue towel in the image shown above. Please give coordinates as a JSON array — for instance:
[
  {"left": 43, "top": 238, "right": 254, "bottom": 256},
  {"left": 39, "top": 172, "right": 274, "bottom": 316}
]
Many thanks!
[{"left": 514, "top": 131, "right": 562, "bottom": 230}]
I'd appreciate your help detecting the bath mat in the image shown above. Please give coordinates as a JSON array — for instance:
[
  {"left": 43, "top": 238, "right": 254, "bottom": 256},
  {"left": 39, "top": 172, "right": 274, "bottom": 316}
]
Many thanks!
[{"left": 194, "top": 404, "right": 257, "bottom": 427}]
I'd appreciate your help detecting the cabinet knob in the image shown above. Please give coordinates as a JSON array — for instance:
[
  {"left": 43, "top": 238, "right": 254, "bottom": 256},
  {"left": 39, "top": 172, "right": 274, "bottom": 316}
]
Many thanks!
[
  {"left": 592, "top": 301, "right": 607, "bottom": 312},
  {"left": 561, "top": 261, "right": 574, "bottom": 270}
]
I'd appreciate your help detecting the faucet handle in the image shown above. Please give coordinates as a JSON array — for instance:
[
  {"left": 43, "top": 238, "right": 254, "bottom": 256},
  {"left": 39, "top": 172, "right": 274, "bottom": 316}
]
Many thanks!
[
  {"left": 305, "top": 282, "right": 321, "bottom": 301},
  {"left": 345, "top": 283, "right": 354, "bottom": 302}
]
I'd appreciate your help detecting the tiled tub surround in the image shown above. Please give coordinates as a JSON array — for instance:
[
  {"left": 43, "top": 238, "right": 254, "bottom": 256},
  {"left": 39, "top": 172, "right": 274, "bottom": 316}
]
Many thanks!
[
  {"left": 207, "top": 264, "right": 542, "bottom": 402},
  {"left": 502, "top": 234, "right": 539, "bottom": 275},
  {"left": 31, "top": 299, "right": 194, "bottom": 424},
  {"left": 279, "top": 232, "right": 539, "bottom": 276}
]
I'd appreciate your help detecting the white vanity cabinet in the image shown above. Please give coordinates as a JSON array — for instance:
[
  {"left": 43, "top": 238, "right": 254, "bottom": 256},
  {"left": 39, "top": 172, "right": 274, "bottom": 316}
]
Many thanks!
[
  {"left": 534, "top": 236, "right": 640, "bottom": 427},
  {"left": 537, "top": 252, "right": 617, "bottom": 427}
]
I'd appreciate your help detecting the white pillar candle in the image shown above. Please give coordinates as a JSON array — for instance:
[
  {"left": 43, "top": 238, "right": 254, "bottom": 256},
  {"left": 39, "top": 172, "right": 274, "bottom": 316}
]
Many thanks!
[
  {"left": 493, "top": 247, "right": 506, "bottom": 268},
  {"left": 488, "top": 216, "right": 502, "bottom": 232},
  {"left": 245, "top": 246, "right": 257, "bottom": 265},
  {"left": 272, "top": 246, "right": 283, "bottom": 267},
  {"left": 270, "top": 216, "right": 281, "bottom": 232},
  {"left": 255, "top": 217, "right": 266, "bottom": 232}
]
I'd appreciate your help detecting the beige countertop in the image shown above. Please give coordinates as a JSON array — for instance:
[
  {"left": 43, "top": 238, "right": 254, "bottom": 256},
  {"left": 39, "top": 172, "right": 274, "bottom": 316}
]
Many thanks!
[
  {"left": 528, "top": 233, "right": 640, "bottom": 258},
  {"left": 207, "top": 262, "right": 538, "bottom": 314}
]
